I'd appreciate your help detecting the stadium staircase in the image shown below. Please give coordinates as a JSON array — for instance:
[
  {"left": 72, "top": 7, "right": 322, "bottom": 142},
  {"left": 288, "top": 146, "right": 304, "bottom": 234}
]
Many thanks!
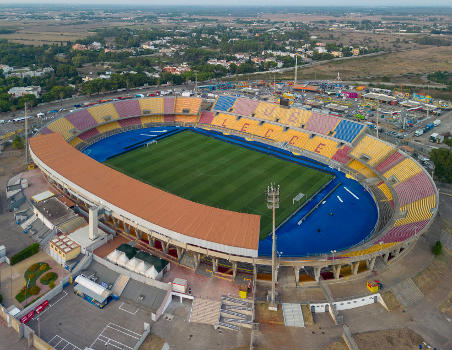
[
  {"left": 111, "top": 274, "right": 130, "bottom": 297},
  {"left": 217, "top": 296, "right": 254, "bottom": 331}
]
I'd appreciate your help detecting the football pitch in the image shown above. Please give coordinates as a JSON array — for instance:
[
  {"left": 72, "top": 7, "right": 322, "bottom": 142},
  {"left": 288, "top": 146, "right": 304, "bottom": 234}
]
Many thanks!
[{"left": 105, "top": 130, "right": 333, "bottom": 239}]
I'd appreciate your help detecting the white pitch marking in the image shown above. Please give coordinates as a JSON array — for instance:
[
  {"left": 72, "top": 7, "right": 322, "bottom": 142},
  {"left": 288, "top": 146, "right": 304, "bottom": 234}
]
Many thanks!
[
  {"left": 139, "top": 134, "right": 157, "bottom": 137},
  {"left": 119, "top": 302, "right": 139, "bottom": 315},
  {"left": 337, "top": 196, "right": 343, "bottom": 203},
  {"left": 344, "top": 187, "right": 359, "bottom": 200}
]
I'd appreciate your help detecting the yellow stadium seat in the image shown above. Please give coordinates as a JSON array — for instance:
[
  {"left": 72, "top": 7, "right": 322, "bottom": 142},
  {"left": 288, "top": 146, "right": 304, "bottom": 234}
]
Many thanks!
[
  {"left": 350, "top": 135, "right": 394, "bottom": 166},
  {"left": 394, "top": 194, "right": 436, "bottom": 226},
  {"left": 278, "top": 107, "right": 312, "bottom": 128},
  {"left": 88, "top": 104, "right": 120, "bottom": 123},
  {"left": 349, "top": 160, "right": 377, "bottom": 178},
  {"left": 47, "top": 117, "right": 77, "bottom": 140},
  {"left": 338, "top": 242, "right": 397, "bottom": 258},
  {"left": 377, "top": 182, "right": 393, "bottom": 201},
  {"left": 97, "top": 121, "right": 121, "bottom": 134},
  {"left": 303, "top": 136, "right": 338, "bottom": 158},
  {"left": 174, "top": 115, "right": 199, "bottom": 123},
  {"left": 69, "top": 137, "right": 83, "bottom": 147},
  {"left": 383, "top": 158, "right": 422, "bottom": 183},
  {"left": 139, "top": 97, "right": 163, "bottom": 115},
  {"left": 253, "top": 102, "right": 281, "bottom": 122},
  {"left": 141, "top": 115, "right": 164, "bottom": 124},
  {"left": 174, "top": 97, "right": 202, "bottom": 114}
]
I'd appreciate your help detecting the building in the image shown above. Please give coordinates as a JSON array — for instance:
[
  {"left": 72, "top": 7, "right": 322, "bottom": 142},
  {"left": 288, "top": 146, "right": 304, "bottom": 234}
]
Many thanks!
[
  {"left": 331, "top": 51, "right": 343, "bottom": 58},
  {"left": 352, "top": 48, "right": 360, "bottom": 56},
  {"left": 8, "top": 86, "right": 41, "bottom": 98},
  {"left": 73, "top": 275, "right": 112, "bottom": 308},
  {"left": 72, "top": 43, "right": 88, "bottom": 51},
  {"left": 49, "top": 234, "right": 81, "bottom": 265}
]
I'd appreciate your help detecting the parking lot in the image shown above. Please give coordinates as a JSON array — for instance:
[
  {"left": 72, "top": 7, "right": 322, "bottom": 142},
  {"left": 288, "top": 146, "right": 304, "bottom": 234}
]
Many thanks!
[{"left": 27, "top": 285, "right": 153, "bottom": 350}]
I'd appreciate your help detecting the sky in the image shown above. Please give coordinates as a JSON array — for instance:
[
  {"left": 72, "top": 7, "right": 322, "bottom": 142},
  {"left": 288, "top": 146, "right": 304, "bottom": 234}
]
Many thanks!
[{"left": 0, "top": 0, "right": 450, "bottom": 6}]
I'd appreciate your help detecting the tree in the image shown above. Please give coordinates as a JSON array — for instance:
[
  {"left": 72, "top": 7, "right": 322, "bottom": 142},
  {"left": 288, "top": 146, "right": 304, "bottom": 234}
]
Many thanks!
[
  {"left": 430, "top": 148, "right": 452, "bottom": 183},
  {"left": 12, "top": 135, "right": 24, "bottom": 149},
  {"left": 432, "top": 241, "right": 442, "bottom": 256}
]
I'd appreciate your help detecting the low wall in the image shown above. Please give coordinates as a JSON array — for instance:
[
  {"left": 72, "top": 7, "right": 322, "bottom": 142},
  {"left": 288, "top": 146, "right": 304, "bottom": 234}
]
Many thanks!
[
  {"left": 133, "top": 324, "right": 151, "bottom": 350},
  {"left": 92, "top": 254, "right": 170, "bottom": 291},
  {"left": 310, "top": 294, "right": 378, "bottom": 313}
]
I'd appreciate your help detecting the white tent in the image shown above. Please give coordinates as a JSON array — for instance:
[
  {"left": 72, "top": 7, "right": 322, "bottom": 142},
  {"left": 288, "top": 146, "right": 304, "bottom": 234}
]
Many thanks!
[
  {"left": 134, "top": 260, "right": 151, "bottom": 275},
  {"left": 144, "top": 265, "right": 158, "bottom": 279},
  {"left": 125, "top": 257, "right": 139, "bottom": 271},
  {"left": 106, "top": 249, "right": 121, "bottom": 264},
  {"left": 116, "top": 252, "right": 130, "bottom": 267}
]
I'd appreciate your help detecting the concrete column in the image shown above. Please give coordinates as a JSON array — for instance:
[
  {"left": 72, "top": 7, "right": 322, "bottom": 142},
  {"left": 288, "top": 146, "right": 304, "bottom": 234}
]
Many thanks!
[
  {"left": 136, "top": 229, "right": 142, "bottom": 240},
  {"left": 314, "top": 267, "right": 321, "bottom": 282},
  {"left": 333, "top": 265, "right": 342, "bottom": 279},
  {"left": 232, "top": 262, "right": 238, "bottom": 278},
  {"left": 366, "top": 257, "right": 376, "bottom": 271},
  {"left": 88, "top": 206, "right": 99, "bottom": 240},
  {"left": 352, "top": 262, "right": 359, "bottom": 275},
  {"left": 149, "top": 236, "right": 156, "bottom": 246},
  {"left": 193, "top": 253, "right": 200, "bottom": 269},
  {"left": 162, "top": 241, "right": 169, "bottom": 254},
  {"left": 124, "top": 223, "right": 130, "bottom": 234},
  {"left": 383, "top": 253, "right": 390, "bottom": 264},
  {"left": 253, "top": 264, "right": 257, "bottom": 281},
  {"left": 393, "top": 246, "right": 402, "bottom": 258},
  {"left": 212, "top": 258, "right": 218, "bottom": 273},
  {"left": 176, "top": 247, "right": 184, "bottom": 260},
  {"left": 294, "top": 267, "right": 300, "bottom": 286},
  {"left": 112, "top": 217, "right": 118, "bottom": 227}
]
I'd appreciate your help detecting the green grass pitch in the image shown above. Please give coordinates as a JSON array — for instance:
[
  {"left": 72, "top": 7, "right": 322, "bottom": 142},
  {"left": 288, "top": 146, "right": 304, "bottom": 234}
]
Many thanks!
[{"left": 105, "top": 130, "right": 333, "bottom": 239}]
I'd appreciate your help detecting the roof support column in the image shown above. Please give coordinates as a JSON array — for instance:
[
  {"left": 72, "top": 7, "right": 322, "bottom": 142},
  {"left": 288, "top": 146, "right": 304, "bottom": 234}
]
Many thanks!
[
  {"left": 366, "top": 256, "right": 376, "bottom": 271},
  {"left": 162, "top": 241, "right": 169, "bottom": 254},
  {"left": 294, "top": 266, "right": 300, "bottom": 287},
  {"left": 383, "top": 252, "right": 390, "bottom": 264},
  {"left": 176, "top": 247, "right": 184, "bottom": 261},
  {"left": 314, "top": 267, "right": 321, "bottom": 282},
  {"left": 253, "top": 264, "right": 257, "bottom": 282},
  {"left": 352, "top": 262, "right": 359, "bottom": 275},
  {"left": 333, "top": 265, "right": 342, "bottom": 279},
  {"left": 232, "top": 262, "right": 237, "bottom": 279},
  {"left": 212, "top": 258, "right": 218, "bottom": 273}
]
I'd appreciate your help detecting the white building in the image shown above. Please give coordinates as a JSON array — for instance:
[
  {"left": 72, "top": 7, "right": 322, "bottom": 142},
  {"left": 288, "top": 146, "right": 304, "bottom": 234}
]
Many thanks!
[{"left": 8, "top": 86, "right": 41, "bottom": 98}]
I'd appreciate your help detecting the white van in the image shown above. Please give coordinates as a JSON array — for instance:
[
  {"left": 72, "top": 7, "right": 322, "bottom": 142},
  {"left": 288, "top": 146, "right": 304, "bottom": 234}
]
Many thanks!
[
  {"left": 433, "top": 119, "right": 441, "bottom": 126},
  {"left": 414, "top": 129, "right": 424, "bottom": 137}
]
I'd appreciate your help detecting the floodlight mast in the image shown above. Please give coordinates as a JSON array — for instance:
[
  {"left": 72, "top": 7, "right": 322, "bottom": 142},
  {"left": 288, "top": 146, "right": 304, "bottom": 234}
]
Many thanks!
[{"left": 266, "top": 183, "right": 280, "bottom": 309}]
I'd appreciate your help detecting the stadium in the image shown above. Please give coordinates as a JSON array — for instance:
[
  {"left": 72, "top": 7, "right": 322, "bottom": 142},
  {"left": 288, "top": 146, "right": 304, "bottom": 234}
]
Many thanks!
[{"left": 28, "top": 95, "right": 439, "bottom": 283}]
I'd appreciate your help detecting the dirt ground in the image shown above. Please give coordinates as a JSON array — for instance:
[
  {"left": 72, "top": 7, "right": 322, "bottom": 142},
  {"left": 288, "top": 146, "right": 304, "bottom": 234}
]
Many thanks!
[
  {"left": 254, "top": 302, "right": 284, "bottom": 325},
  {"left": 413, "top": 254, "right": 450, "bottom": 297},
  {"left": 139, "top": 333, "right": 166, "bottom": 350},
  {"left": 294, "top": 46, "right": 452, "bottom": 82},
  {"left": 381, "top": 290, "right": 402, "bottom": 311},
  {"left": 325, "top": 328, "right": 424, "bottom": 350}
]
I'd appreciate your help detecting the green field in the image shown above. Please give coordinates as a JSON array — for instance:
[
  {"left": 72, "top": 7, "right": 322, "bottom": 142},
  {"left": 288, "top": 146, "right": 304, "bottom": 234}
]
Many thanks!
[{"left": 105, "top": 131, "right": 333, "bottom": 239}]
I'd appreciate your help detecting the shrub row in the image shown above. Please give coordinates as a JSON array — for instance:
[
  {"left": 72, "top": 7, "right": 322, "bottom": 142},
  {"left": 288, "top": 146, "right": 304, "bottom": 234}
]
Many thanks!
[{"left": 10, "top": 243, "right": 40, "bottom": 265}]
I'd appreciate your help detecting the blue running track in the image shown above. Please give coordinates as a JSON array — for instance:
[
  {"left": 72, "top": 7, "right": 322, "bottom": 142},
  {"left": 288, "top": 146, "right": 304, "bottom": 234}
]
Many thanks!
[{"left": 83, "top": 126, "right": 378, "bottom": 257}]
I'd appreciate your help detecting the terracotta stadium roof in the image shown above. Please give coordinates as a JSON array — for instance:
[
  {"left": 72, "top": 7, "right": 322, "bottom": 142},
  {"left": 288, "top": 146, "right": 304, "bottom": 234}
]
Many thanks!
[{"left": 30, "top": 134, "right": 260, "bottom": 251}]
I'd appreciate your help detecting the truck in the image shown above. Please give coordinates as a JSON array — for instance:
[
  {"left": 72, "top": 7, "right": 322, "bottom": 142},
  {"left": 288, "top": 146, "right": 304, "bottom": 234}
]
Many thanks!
[
  {"left": 433, "top": 119, "right": 441, "bottom": 126},
  {"left": 430, "top": 133, "right": 444, "bottom": 143},
  {"left": 423, "top": 123, "right": 434, "bottom": 133},
  {"left": 414, "top": 129, "right": 424, "bottom": 137}
]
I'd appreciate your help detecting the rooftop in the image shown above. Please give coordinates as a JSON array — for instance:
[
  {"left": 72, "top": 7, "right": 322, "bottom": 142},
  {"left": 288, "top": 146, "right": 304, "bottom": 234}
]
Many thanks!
[{"left": 30, "top": 134, "right": 260, "bottom": 254}]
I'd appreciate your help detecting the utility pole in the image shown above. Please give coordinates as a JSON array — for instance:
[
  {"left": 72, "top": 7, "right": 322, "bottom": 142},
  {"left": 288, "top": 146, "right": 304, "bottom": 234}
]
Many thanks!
[
  {"left": 294, "top": 53, "right": 298, "bottom": 86},
  {"left": 194, "top": 71, "right": 198, "bottom": 94},
  {"left": 376, "top": 101, "right": 380, "bottom": 139},
  {"left": 266, "top": 183, "right": 280, "bottom": 310},
  {"left": 24, "top": 102, "right": 29, "bottom": 166}
]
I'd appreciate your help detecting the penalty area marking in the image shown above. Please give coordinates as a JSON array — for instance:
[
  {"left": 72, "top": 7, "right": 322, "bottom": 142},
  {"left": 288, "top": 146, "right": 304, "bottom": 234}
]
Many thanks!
[
  {"left": 337, "top": 196, "right": 343, "bottom": 203},
  {"left": 344, "top": 187, "right": 359, "bottom": 200}
]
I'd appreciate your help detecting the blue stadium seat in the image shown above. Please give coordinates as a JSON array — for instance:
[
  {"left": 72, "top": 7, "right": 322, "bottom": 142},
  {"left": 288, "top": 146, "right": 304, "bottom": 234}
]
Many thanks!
[
  {"left": 212, "top": 96, "right": 237, "bottom": 112},
  {"left": 333, "top": 120, "right": 364, "bottom": 143}
]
